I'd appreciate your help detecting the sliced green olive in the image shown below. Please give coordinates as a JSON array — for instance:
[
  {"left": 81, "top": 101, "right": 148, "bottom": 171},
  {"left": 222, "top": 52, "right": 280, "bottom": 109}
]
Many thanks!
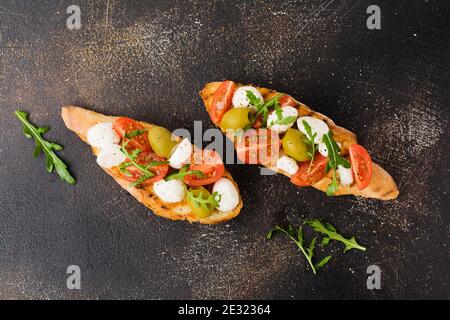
[
  {"left": 281, "top": 128, "right": 311, "bottom": 162},
  {"left": 148, "top": 126, "right": 178, "bottom": 158},
  {"left": 187, "top": 187, "right": 214, "bottom": 218},
  {"left": 220, "top": 108, "right": 251, "bottom": 130}
]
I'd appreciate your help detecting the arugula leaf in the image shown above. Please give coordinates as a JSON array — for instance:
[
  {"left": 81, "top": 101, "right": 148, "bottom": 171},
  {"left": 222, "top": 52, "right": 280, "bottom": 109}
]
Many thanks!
[
  {"left": 246, "top": 91, "right": 263, "bottom": 109},
  {"left": 322, "top": 132, "right": 350, "bottom": 196},
  {"left": 269, "top": 115, "right": 297, "bottom": 126},
  {"left": 245, "top": 91, "right": 283, "bottom": 128},
  {"left": 315, "top": 255, "right": 332, "bottom": 270},
  {"left": 186, "top": 188, "right": 221, "bottom": 211},
  {"left": 119, "top": 141, "right": 169, "bottom": 186},
  {"left": 15, "top": 110, "right": 76, "bottom": 185},
  {"left": 302, "top": 120, "right": 317, "bottom": 170},
  {"left": 267, "top": 225, "right": 321, "bottom": 274},
  {"left": 165, "top": 164, "right": 205, "bottom": 181},
  {"left": 125, "top": 129, "right": 147, "bottom": 139},
  {"left": 304, "top": 219, "right": 366, "bottom": 252}
]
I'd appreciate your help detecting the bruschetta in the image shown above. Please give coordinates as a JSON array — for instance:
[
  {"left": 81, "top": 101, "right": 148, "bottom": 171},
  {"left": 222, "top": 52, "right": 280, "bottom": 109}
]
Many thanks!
[
  {"left": 200, "top": 81, "right": 399, "bottom": 200},
  {"left": 61, "top": 106, "right": 243, "bottom": 223}
]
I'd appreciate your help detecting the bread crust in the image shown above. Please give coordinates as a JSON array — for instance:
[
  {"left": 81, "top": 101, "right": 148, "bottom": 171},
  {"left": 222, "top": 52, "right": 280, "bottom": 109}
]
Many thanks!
[
  {"left": 200, "top": 82, "right": 399, "bottom": 200},
  {"left": 61, "top": 106, "right": 243, "bottom": 223}
]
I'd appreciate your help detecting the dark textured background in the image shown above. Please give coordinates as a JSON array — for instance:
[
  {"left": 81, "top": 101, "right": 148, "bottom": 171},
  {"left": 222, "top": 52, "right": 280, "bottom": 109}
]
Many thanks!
[{"left": 0, "top": 0, "right": 449, "bottom": 299}]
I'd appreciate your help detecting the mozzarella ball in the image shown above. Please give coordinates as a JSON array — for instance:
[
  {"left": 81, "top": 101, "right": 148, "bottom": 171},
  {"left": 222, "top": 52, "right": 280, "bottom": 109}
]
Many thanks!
[
  {"left": 153, "top": 179, "right": 186, "bottom": 203},
  {"left": 276, "top": 156, "right": 299, "bottom": 176},
  {"left": 87, "top": 122, "right": 120, "bottom": 149},
  {"left": 297, "top": 117, "right": 329, "bottom": 144},
  {"left": 96, "top": 144, "right": 126, "bottom": 168},
  {"left": 267, "top": 106, "right": 298, "bottom": 133},
  {"left": 169, "top": 138, "right": 193, "bottom": 169},
  {"left": 212, "top": 178, "right": 239, "bottom": 212},
  {"left": 232, "top": 86, "right": 264, "bottom": 109}
]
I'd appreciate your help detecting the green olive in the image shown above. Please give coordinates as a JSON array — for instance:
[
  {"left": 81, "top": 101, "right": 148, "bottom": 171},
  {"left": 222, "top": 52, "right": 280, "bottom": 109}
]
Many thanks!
[
  {"left": 187, "top": 187, "right": 214, "bottom": 218},
  {"left": 148, "top": 126, "right": 178, "bottom": 158},
  {"left": 281, "top": 128, "right": 311, "bottom": 162},
  {"left": 220, "top": 108, "right": 251, "bottom": 130}
]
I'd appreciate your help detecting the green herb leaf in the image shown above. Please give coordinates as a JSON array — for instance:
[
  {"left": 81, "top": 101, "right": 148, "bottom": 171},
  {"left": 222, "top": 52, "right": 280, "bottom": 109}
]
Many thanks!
[
  {"left": 15, "top": 110, "right": 76, "bottom": 185},
  {"left": 165, "top": 164, "right": 205, "bottom": 181},
  {"left": 186, "top": 188, "right": 221, "bottom": 211},
  {"left": 269, "top": 115, "right": 297, "bottom": 126},
  {"left": 322, "top": 132, "right": 350, "bottom": 195},
  {"left": 302, "top": 120, "right": 318, "bottom": 171},
  {"left": 267, "top": 225, "right": 318, "bottom": 274},
  {"left": 246, "top": 91, "right": 263, "bottom": 109},
  {"left": 315, "top": 255, "right": 332, "bottom": 270},
  {"left": 125, "top": 129, "right": 147, "bottom": 139},
  {"left": 304, "top": 219, "right": 366, "bottom": 252}
]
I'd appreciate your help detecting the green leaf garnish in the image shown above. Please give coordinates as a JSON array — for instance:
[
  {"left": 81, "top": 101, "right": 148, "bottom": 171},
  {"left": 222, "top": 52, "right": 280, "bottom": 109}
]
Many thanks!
[
  {"left": 302, "top": 120, "right": 317, "bottom": 171},
  {"left": 304, "top": 219, "right": 366, "bottom": 252},
  {"left": 119, "top": 141, "right": 168, "bottom": 187},
  {"left": 267, "top": 225, "right": 322, "bottom": 274},
  {"left": 322, "top": 132, "right": 350, "bottom": 196},
  {"left": 125, "top": 129, "right": 147, "bottom": 139},
  {"left": 165, "top": 164, "right": 205, "bottom": 181},
  {"left": 15, "top": 110, "right": 76, "bottom": 185},
  {"left": 186, "top": 188, "right": 221, "bottom": 211},
  {"left": 245, "top": 91, "right": 283, "bottom": 129}
]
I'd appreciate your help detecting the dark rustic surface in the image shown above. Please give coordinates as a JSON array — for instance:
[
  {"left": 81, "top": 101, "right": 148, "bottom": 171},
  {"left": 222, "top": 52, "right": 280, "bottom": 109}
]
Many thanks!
[{"left": 0, "top": 0, "right": 449, "bottom": 299}]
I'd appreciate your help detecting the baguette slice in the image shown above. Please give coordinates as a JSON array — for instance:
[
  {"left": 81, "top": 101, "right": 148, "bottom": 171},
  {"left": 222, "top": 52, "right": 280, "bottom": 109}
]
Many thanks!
[
  {"left": 61, "top": 106, "right": 243, "bottom": 223},
  {"left": 200, "top": 82, "right": 399, "bottom": 200}
]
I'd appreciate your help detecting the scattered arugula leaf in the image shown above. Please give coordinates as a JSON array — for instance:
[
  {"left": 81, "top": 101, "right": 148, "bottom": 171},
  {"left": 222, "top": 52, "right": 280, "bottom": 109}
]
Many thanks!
[
  {"left": 15, "top": 110, "right": 76, "bottom": 185},
  {"left": 186, "top": 187, "right": 221, "bottom": 211},
  {"left": 267, "top": 225, "right": 327, "bottom": 274},
  {"left": 267, "top": 219, "right": 366, "bottom": 274},
  {"left": 304, "top": 219, "right": 366, "bottom": 252},
  {"left": 302, "top": 120, "right": 317, "bottom": 171},
  {"left": 165, "top": 164, "right": 205, "bottom": 181},
  {"left": 322, "top": 132, "right": 350, "bottom": 196}
]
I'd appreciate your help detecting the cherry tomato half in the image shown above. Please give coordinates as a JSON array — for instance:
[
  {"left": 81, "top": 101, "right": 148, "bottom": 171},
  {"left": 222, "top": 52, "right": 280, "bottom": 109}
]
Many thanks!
[
  {"left": 279, "top": 95, "right": 298, "bottom": 107},
  {"left": 122, "top": 152, "right": 169, "bottom": 185},
  {"left": 113, "top": 117, "right": 151, "bottom": 152},
  {"left": 349, "top": 144, "right": 372, "bottom": 190},
  {"left": 184, "top": 150, "right": 225, "bottom": 186},
  {"left": 236, "top": 129, "right": 280, "bottom": 164},
  {"left": 209, "top": 81, "right": 236, "bottom": 125},
  {"left": 290, "top": 154, "right": 328, "bottom": 187}
]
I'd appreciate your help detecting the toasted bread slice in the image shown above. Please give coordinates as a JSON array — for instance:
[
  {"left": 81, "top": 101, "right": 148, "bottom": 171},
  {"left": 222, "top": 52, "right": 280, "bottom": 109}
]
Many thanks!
[
  {"left": 61, "top": 106, "right": 243, "bottom": 223},
  {"left": 200, "top": 82, "right": 399, "bottom": 200}
]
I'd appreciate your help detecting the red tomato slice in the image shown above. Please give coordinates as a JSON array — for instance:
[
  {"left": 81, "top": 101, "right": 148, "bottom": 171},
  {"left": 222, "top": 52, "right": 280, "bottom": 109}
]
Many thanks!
[
  {"left": 279, "top": 95, "right": 298, "bottom": 107},
  {"left": 122, "top": 152, "right": 169, "bottom": 185},
  {"left": 236, "top": 129, "right": 280, "bottom": 164},
  {"left": 113, "top": 117, "right": 151, "bottom": 152},
  {"left": 349, "top": 144, "right": 372, "bottom": 190},
  {"left": 209, "top": 81, "right": 236, "bottom": 125},
  {"left": 290, "top": 154, "right": 328, "bottom": 187},
  {"left": 184, "top": 150, "right": 225, "bottom": 186}
]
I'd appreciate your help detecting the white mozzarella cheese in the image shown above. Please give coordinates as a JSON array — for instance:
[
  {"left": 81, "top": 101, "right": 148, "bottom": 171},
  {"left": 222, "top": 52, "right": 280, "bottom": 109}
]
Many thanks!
[
  {"left": 338, "top": 165, "right": 354, "bottom": 185},
  {"left": 87, "top": 122, "right": 120, "bottom": 149},
  {"left": 297, "top": 116, "right": 329, "bottom": 144},
  {"left": 169, "top": 138, "right": 193, "bottom": 169},
  {"left": 276, "top": 156, "right": 299, "bottom": 176},
  {"left": 318, "top": 141, "right": 342, "bottom": 157},
  {"left": 232, "top": 86, "right": 264, "bottom": 109},
  {"left": 96, "top": 144, "right": 126, "bottom": 168},
  {"left": 212, "top": 178, "right": 239, "bottom": 212},
  {"left": 267, "top": 106, "right": 298, "bottom": 133},
  {"left": 153, "top": 179, "right": 186, "bottom": 203}
]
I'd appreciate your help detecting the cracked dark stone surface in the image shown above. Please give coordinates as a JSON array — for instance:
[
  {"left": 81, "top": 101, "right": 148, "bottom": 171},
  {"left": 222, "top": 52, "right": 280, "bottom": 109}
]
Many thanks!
[{"left": 0, "top": 0, "right": 449, "bottom": 299}]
